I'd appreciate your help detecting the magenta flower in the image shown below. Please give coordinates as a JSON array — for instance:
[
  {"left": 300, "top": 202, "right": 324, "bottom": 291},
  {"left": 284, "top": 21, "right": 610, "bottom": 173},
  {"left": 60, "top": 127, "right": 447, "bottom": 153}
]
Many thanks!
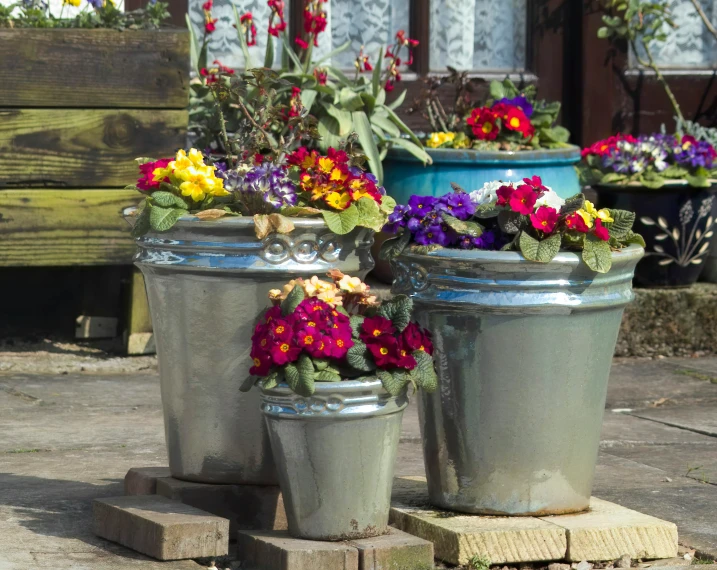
[{"left": 509, "top": 185, "right": 537, "bottom": 215}]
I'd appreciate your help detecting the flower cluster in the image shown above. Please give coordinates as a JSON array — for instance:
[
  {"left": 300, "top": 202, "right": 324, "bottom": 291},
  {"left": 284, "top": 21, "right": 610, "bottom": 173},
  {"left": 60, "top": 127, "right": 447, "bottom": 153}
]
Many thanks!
[
  {"left": 296, "top": 0, "right": 327, "bottom": 49},
  {"left": 199, "top": 60, "right": 235, "bottom": 85},
  {"left": 139, "top": 149, "right": 228, "bottom": 202},
  {"left": 467, "top": 97, "right": 535, "bottom": 142},
  {"left": 267, "top": 0, "right": 286, "bottom": 37},
  {"left": 382, "top": 176, "right": 643, "bottom": 274},
  {"left": 384, "top": 29, "right": 418, "bottom": 92},
  {"left": 288, "top": 147, "right": 385, "bottom": 211},
  {"left": 220, "top": 163, "right": 298, "bottom": 210},
  {"left": 245, "top": 272, "right": 438, "bottom": 397},
  {"left": 581, "top": 133, "right": 717, "bottom": 188},
  {"left": 239, "top": 11, "right": 257, "bottom": 46},
  {"left": 202, "top": 0, "right": 217, "bottom": 33}
]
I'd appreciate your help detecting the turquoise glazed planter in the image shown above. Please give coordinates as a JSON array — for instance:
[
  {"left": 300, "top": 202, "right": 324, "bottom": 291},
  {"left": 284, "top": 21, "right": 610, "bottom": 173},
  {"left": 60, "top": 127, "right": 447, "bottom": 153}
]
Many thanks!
[{"left": 383, "top": 146, "right": 582, "bottom": 203}]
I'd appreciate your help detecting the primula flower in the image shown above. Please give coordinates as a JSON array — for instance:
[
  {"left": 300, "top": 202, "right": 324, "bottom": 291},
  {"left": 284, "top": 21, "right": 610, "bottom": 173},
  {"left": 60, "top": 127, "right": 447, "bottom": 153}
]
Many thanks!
[
  {"left": 496, "top": 184, "right": 515, "bottom": 207},
  {"left": 269, "top": 319, "right": 293, "bottom": 342},
  {"left": 594, "top": 218, "right": 610, "bottom": 241},
  {"left": 496, "top": 96, "right": 534, "bottom": 118},
  {"left": 270, "top": 340, "right": 301, "bottom": 365},
  {"left": 466, "top": 108, "right": 499, "bottom": 141},
  {"left": 530, "top": 206, "right": 559, "bottom": 234},
  {"left": 360, "top": 316, "right": 395, "bottom": 342},
  {"left": 436, "top": 192, "right": 475, "bottom": 220},
  {"left": 426, "top": 132, "right": 456, "bottom": 148},
  {"left": 325, "top": 191, "right": 352, "bottom": 210},
  {"left": 338, "top": 275, "right": 368, "bottom": 294},
  {"left": 250, "top": 352, "right": 272, "bottom": 376},
  {"left": 407, "top": 195, "right": 436, "bottom": 217},
  {"left": 137, "top": 158, "right": 171, "bottom": 191},
  {"left": 367, "top": 336, "right": 399, "bottom": 369},
  {"left": 502, "top": 107, "right": 534, "bottom": 139},
  {"left": 565, "top": 212, "right": 590, "bottom": 233},
  {"left": 508, "top": 185, "right": 537, "bottom": 215}
]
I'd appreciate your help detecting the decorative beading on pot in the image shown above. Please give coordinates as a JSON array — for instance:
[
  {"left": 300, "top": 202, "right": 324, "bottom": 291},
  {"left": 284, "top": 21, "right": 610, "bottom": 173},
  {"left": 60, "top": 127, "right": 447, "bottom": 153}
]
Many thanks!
[
  {"left": 393, "top": 245, "right": 643, "bottom": 516},
  {"left": 130, "top": 211, "right": 375, "bottom": 485}
]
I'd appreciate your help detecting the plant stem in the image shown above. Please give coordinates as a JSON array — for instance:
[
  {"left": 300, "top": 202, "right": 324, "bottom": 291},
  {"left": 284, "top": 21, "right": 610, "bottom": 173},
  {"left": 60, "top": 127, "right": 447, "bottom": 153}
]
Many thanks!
[
  {"left": 211, "top": 90, "right": 234, "bottom": 167},
  {"left": 690, "top": 0, "right": 717, "bottom": 43},
  {"left": 235, "top": 96, "right": 277, "bottom": 152},
  {"left": 633, "top": 37, "right": 685, "bottom": 124}
]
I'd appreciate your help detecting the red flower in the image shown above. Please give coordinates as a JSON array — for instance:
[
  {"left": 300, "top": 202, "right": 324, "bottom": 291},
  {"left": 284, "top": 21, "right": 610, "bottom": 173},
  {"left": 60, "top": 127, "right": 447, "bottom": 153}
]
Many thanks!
[
  {"left": 363, "top": 59, "right": 373, "bottom": 72},
  {"left": 201, "top": 0, "right": 212, "bottom": 10},
  {"left": 297, "top": 328, "right": 318, "bottom": 351},
  {"left": 503, "top": 107, "right": 534, "bottom": 138},
  {"left": 204, "top": 19, "right": 217, "bottom": 33},
  {"left": 327, "top": 147, "right": 348, "bottom": 164},
  {"left": 367, "top": 336, "right": 399, "bottom": 369},
  {"left": 254, "top": 153, "right": 264, "bottom": 164},
  {"left": 400, "top": 322, "right": 423, "bottom": 352},
  {"left": 581, "top": 134, "right": 637, "bottom": 159},
  {"left": 239, "top": 12, "right": 257, "bottom": 46},
  {"left": 523, "top": 176, "right": 545, "bottom": 191},
  {"left": 466, "top": 108, "right": 499, "bottom": 141},
  {"left": 313, "top": 68, "right": 327, "bottom": 85},
  {"left": 295, "top": 36, "right": 309, "bottom": 50},
  {"left": 360, "top": 316, "right": 395, "bottom": 343},
  {"left": 396, "top": 345, "right": 417, "bottom": 371},
  {"left": 137, "top": 158, "right": 171, "bottom": 191},
  {"left": 395, "top": 29, "right": 419, "bottom": 47},
  {"left": 250, "top": 352, "right": 272, "bottom": 376},
  {"left": 384, "top": 80, "right": 395, "bottom": 92},
  {"left": 530, "top": 206, "right": 559, "bottom": 234},
  {"left": 269, "top": 21, "right": 287, "bottom": 36},
  {"left": 565, "top": 213, "right": 590, "bottom": 233},
  {"left": 270, "top": 340, "right": 301, "bottom": 365},
  {"left": 327, "top": 330, "right": 353, "bottom": 359},
  {"left": 509, "top": 185, "right": 538, "bottom": 215},
  {"left": 264, "top": 305, "right": 282, "bottom": 323},
  {"left": 496, "top": 184, "right": 514, "bottom": 207},
  {"left": 594, "top": 218, "right": 610, "bottom": 241},
  {"left": 269, "top": 319, "right": 293, "bottom": 342}
]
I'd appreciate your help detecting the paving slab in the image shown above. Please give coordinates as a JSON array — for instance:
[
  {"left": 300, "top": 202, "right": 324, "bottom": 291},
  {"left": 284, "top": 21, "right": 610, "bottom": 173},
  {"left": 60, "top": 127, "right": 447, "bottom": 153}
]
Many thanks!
[
  {"left": 156, "top": 476, "right": 287, "bottom": 533},
  {"left": 631, "top": 407, "right": 717, "bottom": 438},
  {"left": 600, "top": 412, "right": 717, "bottom": 448},
  {"left": 125, "top": 467, "right": 172, "bottom": 496},
  {"left": 93, "top": 495, "right": 229, "bottom": 561},
  {"left": 539, "top": 497, "right": 677, "bottom": 562},
  {"left": 605, "top": 443, "right": 717, "bottom": 484},
  {"left": 236, "top": 529, "right": 359, "bottom": 570},
  {"left": 390, "top": 478, "right": 568, "bottom": 566},
  {"left": 349, "top": 528, "right": 434, "bottom": 570}
]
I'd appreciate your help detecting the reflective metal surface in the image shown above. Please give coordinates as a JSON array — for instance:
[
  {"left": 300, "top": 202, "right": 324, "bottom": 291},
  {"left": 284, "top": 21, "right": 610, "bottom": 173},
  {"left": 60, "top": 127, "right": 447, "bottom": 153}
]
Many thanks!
[
  {"left": 392, "top": 245, "right": 643, "bottom": 515},
  {"left": 261, "top": 380, "right": 407, "bottom": 540},
  {"left": 132, "top": 212, "right": 374, "bottom": 484}
]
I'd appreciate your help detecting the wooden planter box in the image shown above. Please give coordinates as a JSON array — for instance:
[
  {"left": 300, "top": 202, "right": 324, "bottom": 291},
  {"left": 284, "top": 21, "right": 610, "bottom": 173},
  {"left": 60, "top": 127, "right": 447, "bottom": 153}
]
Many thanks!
[{"left": 0, "top": 28, "right": 190, "bottom": 351}]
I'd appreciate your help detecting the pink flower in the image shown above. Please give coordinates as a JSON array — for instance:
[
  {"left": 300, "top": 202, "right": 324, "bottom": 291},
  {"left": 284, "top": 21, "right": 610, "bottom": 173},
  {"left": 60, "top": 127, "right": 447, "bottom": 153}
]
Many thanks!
[
  {"left": 496, "top": 184, "right": 514, "bottom": 207},
  {"left": 360, "top": 316, "right": 395, "bottom": 343},
  {"left": 565, "top": 212, "right": 590, "bottom": 233},
  {"left": 530, "top": 206, "right": 559, "bottom": 234},
  {"left": 508, "top": 185, "right": 538, "bottom": 215},
  {"left": 270, "top": 339, "right": 301, "bottom": 365},
  {"left": 594, "top": 218, "right": 610, "bottom": 241},
  {"left": 136, "top": 158, "right": 171, "bottom": 192},
  {"left": 250, "top": 351, "right": 272, "bottom": 376},
  {"left": 295, "top": 36, "right": 309, "bottom": 50}
]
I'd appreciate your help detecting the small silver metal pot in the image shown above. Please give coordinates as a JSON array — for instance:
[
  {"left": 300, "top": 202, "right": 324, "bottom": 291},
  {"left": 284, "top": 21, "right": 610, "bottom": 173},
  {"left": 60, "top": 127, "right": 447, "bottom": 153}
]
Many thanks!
[
  {"left": 261, "top": 379, "right": 407, "bottom": 540},
  {"left": 130, "top": 212, "right": 374, "bottom": 484},
  {"left": 392, "top": 245, "right": 644, "bottom": 515}
]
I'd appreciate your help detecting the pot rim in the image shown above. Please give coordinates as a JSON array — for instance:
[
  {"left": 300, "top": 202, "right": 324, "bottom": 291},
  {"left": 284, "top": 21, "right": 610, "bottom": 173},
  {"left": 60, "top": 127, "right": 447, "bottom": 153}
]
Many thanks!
[
  {"left": 398, "top": 242, "right": 645, "bottom": 266},
  {"left": 386, "top": 145, "right": 581, "bottom": 166}
]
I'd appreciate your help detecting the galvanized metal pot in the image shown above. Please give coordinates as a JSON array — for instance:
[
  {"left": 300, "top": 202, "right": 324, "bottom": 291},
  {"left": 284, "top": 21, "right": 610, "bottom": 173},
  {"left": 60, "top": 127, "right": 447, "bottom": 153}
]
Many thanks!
[
  {"left": 392, "top": 245, "right": 643, "bottom": 515},
  {"left": 130, "top": 212, "right": 374, "bottom": 484},
  {"left": 261, "top": 380, "right": 407, "bottom": 540}
]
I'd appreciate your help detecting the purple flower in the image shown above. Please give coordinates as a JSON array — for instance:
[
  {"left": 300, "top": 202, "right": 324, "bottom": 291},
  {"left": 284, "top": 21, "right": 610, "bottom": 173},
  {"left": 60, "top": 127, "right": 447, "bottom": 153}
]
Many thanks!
[
  {"left": 496, "top": 96, "right": 534, "bottom": 118},
  {"left": 86, "top": 0, "right": 103, "bottom": 8},
  {"left": 675, "top": 139, "right": 717, "bottom": 170},
  {"left": 436, "top": 192, "right": 476, "bottom": 220},
  {"left": 407, "top": 195, "right": 437, "bottom": 217},
  {"left": 222, "top": 164, "right": 298, "bottom": 212},
  {"left": 415, "top": 224, "right": 450, "bottom": 246},
  {"left": 384, "top": 205, "right": 410, "bottom": 233}
]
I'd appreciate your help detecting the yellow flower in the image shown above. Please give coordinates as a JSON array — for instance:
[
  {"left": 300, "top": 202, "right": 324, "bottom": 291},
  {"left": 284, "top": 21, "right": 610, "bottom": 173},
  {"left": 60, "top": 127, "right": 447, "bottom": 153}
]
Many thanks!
[
  {"left": 576, "top": 209, "right": 594, "bottom": 229},
  {"left": 426, "top": 132, "right": 456, "bottom": 149},
  {"left": 597, "top": 209, "right": 614, "bottom": 223},
  {"left": 317, "top": 289, "right": 343, "bottom": 307},
  {"left": 318, "top": 157, "right": 335, "bottom": 174},
  {"left": 325, "top": 191, "right": 352, "bottom": 210},
  {"left": 310, "top": 183, "right": 333, "bottom": 202},
  {"left": 330, "top": 167, "right": 348, "bottom": 182},
  {"left": 64, "top": 0, "right": 81, "bottom": 6},
  {"left": 304, "top": 276, "right": 335, "bottom": 297},
  {"left": 338, "top": 275, "right": 368, "bottom": 294},
  {"left": 175, "top": 165, "right": 227, "bottom": 202}
]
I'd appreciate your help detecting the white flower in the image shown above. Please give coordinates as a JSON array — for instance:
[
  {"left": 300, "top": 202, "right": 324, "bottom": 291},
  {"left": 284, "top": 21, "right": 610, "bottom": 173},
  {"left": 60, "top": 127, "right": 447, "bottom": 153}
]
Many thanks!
[
  {"left": 469, "top": 180, "right": 506, "bottom": 207},
  {"left": 534, "top": 187, "right": 565, "bottom": 210}
]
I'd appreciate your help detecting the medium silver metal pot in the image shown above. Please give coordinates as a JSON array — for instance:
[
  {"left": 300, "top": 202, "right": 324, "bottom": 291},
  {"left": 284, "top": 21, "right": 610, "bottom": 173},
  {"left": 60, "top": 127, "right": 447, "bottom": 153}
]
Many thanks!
[
  {"left": 130, "top": 212, "right": 374, "bottom": 484},
  {"left": 261, "top": 380, "right": 407, "bottom": 540},
  {"left": 392, "top": 245, "right": 643, "bottom": 515}
]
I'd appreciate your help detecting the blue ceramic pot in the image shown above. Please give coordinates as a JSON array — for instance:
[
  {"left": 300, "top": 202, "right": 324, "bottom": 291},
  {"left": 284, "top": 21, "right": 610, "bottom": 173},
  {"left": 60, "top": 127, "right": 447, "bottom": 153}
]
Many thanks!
[{"left": 383, "top": 146, "right": 582, "bottom": 203}]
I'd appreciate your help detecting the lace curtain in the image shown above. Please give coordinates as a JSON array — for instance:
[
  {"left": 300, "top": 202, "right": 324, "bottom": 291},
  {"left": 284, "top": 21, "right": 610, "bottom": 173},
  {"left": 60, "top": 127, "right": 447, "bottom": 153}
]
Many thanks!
[
  {"left": 632, "top": 0, "right": 717, "bottom": 67},
  {"left": 429, "top": 0, "right": 527, "bottom": 72},
  {"left": 187, "top": 0, "right": 409, "bottom": 70}
]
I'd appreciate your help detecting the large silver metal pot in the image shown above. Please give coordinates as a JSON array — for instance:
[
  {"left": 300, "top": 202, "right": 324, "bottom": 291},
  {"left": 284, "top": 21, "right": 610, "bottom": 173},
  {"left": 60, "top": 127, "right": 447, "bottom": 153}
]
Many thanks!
[
  {"left": 130, "top": 212, "right": 374, "bottom": 484},
  {"left": 261, "top": 380, "right": 407, "bottom": 540},
  {"left": 392, "top": 245, "right": 643, "bottom": 515}
]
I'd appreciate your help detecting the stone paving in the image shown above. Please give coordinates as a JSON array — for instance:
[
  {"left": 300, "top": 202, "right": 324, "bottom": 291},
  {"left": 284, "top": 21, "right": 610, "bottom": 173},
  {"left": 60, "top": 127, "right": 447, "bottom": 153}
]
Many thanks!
[{"left": 0, "top": 354, "right": 716, "bottom": 568}]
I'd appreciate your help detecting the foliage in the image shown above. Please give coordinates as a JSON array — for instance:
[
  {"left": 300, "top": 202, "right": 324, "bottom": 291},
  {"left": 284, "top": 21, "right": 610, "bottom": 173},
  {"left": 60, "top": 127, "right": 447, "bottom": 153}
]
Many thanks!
[
  {"left": 187, "top": 2, "right": 429, "bottom": 184},
  {"left": 243, "top": 271, "right": 438, "bottom": 397},
  {"left": 0, "top": 0, "right": 170, "bottom": 30},
  {"left": 381, "top": 177, "right": 643, "bottom": 274},
  {"left": 580, "top": 133, "right": 717, "bottom": 189},
  {"left": 409, "top": 76, "right": 571, "bottom": 151},
  {"left": 468, "top": 554, "right": 492, "bottom": 570}
]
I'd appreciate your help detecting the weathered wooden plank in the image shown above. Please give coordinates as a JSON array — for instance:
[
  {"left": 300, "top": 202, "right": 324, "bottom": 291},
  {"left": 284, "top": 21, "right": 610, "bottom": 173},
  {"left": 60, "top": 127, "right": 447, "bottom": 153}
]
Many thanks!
[
  {"left": 0, "top": 189, "right": 141, "bottom": 266},
  {"left": 0, "top": 29, "right": 190, "bottom": 109},
  {"left": 0, "top": 108, "right": 187, "bottom": 188}
]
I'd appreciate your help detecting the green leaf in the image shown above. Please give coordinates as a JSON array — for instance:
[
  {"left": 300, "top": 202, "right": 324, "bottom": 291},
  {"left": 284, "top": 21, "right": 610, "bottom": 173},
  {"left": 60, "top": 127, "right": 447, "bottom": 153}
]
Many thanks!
[
  {"left": 313, "top": 358, "right": 329, "bottom": 371},
  {"left": 639, "top": 171, "right": 665, "bottom": 189},
  {"left": 300, "top": 88, "right": 318, "bottom": 112},
  {"left": 239, "top": 374, "right": 257, "bottom": 392},
  {"left": 412, "top": 351, "right": 438, "bottom": 393},
  {"left": 489, "top": 80, "right": 506, "bottom": 100},
  {"left": 372, "top": 47, "right": 383, "bottom": 97},
  {"left": 264, "top": 34, "right": 274, "bottom": 68},
  {"left": 321, "top": 204, "right": 359, "bottom": 235},
  {"left": 597, "top": 26, "right": 611, "bottom": 39},
  {"left": 387, "top": 137, "right": 431, "bottom": 165},
  {"left": 360, "top": 92, "right": 377, "bottom": 115},
  {"left": 131, "top": 206, "right": 151, "bottom": 237},
  {"left": 686, "top": 172, "right": 711, "bottom": 188},
  {"left": 559, "top": 193, "right": 586, "bottom": 216},
  {"left": 261, "top": 370, "right": 280, "bottom": 391},
  {"left": 377, "top": 369, "right": 407, "bottom": 397},
  {"left": 379, "top": 104, "right": 424, "bottom": 150},
  {"left": 281, "top": 284, "right": 305, "bottom": 316},
  {"left": 605, "top": 209, "right": 635, "bottom": 240},
  {"left": 233, "top": 4, "right": 254, "bottom": 69},
  {"left": 281, "top": 36, "right": 303, "bottom": 71},
  {"left": 346, "top": 341, "right": 376, "bottom": 372},
  {"left": 285, "top": 364, "right": 300, "bottom": 393},
  {"left": 295, "top": 354, "right": 315, "bottom": 396},
  {"left": 324, "top": 103, "right": 353, "bottom": 136},
  {"left": 354, "top": 197, "right": 386, "bottom": 232},
  {"left": 186, "top": 13, "right": 201, "bottom": 73},
  {"left": 149, "top": 206, "right": 185, "bottom": 232},
  {"left": 379, "top": 231, "right": 411, "bottom": 260},
  {"left": 352, "top": 110, "right": 384, "bottom": 184},
  {"left": 315, "top": 39, "right": 352, "bottom": 65},
  {"left": 663, "top": 164, "right": 688, "bottom": 179},
  {"left": 442, "top": 213, "right": 484, "bottom": 238},
  {"left": 601, "top": 172, "right": 628, "bottom": 184},
  {"left": 387, "top": 89, "right": 407, "bottom": 111},
  {"left": 326, "top": 66, "right": 353, "bottom": 86},
  {"left": 317, "top": 114, "right": 343, "bottom": 150},
  {"left": 519, "top": 231, "right": 562, "bottom": 263},
  {"left": 150, "top": 191, "right": 189, "bottom": 209},
  {"left": 372, "top": 114, "right": 401, "bottom": 137},
  {"left": 349, "top": 315, "right": 365, "bottom": 338},
  {"left": 314, "top": 370, "right": 342, "bottom": 382},
  {"left": 380, "top": 194, "right": 397, "bottom": 215},
  {"left": 582, "top": 234, "right": 613, "bottom": 273},
  {"left": 623, "top": 230, "right": 646, "bottom": 247},
  {"left": 540, "top": 126, "right": 570, "bottom": 144},
  {"left": 377, "top": 294, "right": 413, "bottom": 332}
]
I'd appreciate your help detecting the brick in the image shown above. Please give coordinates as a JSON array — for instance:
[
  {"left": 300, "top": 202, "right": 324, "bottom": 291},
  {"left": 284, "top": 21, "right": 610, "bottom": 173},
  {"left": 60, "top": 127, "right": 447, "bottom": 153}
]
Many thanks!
[
  {"left": 349, "top": 528, "right": 434, "bottom": 570},
  {"left": 93, "top": 495, "right": 229, "bottom": 561},
  {"left": 156, "top": 476, "right": 287, "bottom": 534},
  {"left": 237, "top": 530, "right": 359, "bottom": 570},
  {"left": 540, "top": 497, "right": 678, "bottom": 562},
  {"left": 124, "top": 466, "right": 172, "bottom": 496}
]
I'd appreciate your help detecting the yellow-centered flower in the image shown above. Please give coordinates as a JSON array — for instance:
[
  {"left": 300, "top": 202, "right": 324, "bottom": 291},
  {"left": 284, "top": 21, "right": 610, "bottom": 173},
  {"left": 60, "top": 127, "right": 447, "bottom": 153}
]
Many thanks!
[
  {"left": 426, "top": 132, "right": 456, "bottom": 149},
  {"left": 325, "top": 191, "right": 352, "bottom": 210}
]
